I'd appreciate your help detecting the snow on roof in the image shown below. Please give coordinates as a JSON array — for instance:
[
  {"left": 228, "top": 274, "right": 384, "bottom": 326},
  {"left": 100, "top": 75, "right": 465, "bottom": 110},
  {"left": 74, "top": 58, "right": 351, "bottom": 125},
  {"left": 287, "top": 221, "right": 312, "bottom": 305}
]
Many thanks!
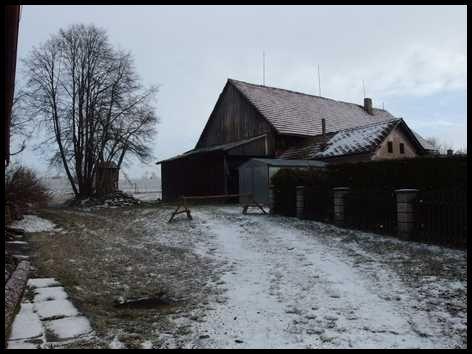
[
  {"left": 411, "top": 130, "right": 436, "bottom": 151},
  {"left": 315, "top": 119, "right": 399, "bottom": 158},
  {"left": 230, "top": 79, "right": 396, "bottom": 136}
]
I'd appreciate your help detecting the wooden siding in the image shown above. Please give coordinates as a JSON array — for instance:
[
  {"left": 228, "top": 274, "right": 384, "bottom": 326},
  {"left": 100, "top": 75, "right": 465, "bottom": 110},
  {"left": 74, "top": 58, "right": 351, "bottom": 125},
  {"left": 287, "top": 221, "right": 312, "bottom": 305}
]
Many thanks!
[
  {"left": 196, "top": 82, "right": 276, "bottom": 155},
  {"left": 227, "top": 135, "right": 269, "bottom": 157}
]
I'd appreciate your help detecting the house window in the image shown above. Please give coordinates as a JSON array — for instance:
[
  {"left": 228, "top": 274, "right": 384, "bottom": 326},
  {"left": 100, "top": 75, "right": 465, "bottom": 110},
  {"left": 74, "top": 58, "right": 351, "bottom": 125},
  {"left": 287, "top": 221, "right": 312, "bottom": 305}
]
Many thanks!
[
  {"left": 387, "top": 141, "right": 393, "bottom": 153},
  {"left": 399, "top": 143, "right": 405, "bottom": 154}
]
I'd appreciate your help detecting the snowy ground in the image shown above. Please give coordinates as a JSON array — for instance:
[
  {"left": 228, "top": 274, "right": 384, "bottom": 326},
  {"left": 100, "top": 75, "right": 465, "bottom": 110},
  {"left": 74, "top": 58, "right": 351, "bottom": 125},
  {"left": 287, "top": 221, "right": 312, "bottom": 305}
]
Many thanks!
[
  {"left": 21, "top": 205, "right": 467, "bottom": 349},
  {"left": 10, "top": 215, "right": 57, "bottom": 233}
]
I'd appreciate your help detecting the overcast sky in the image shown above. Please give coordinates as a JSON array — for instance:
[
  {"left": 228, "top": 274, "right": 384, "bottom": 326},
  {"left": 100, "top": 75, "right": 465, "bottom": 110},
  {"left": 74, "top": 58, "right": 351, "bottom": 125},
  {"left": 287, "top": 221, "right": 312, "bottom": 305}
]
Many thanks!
[{"left": 14, "top": 5, "right": 467, "bottom": 178}]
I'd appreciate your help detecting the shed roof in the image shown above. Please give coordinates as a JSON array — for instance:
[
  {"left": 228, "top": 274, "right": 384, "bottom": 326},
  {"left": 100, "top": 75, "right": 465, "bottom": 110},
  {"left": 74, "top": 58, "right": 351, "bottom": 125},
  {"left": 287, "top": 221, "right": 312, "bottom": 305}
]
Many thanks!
[
  {"left": 229, "top": 79, "right": 396, "bottom": 136},
  {"left": 241, "top": 158, "right": 326, "bottom": 168},
  {"left": 156, "top": 134, "right": 267, "bottom": 164}
]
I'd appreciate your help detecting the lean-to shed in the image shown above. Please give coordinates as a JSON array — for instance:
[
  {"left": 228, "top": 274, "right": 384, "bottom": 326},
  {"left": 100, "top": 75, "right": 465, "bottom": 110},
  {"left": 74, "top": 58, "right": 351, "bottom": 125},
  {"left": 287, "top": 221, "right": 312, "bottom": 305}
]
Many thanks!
[{"left": 239, "top": 158, "right": 326, "bottom": 205}]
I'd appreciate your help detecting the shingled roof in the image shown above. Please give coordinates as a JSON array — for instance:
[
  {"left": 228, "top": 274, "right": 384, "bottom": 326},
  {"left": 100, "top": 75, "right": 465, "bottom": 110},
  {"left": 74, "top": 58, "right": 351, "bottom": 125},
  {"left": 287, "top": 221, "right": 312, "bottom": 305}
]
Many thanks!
[
  {"left": 229, "top": 79, "right": 396, "bottom": 136},
  {"left": 315, "top": 119, "right": 400, "bottom": 158},
  {"left": 278, "top": 118, "right": 434, "bottom": 160}
]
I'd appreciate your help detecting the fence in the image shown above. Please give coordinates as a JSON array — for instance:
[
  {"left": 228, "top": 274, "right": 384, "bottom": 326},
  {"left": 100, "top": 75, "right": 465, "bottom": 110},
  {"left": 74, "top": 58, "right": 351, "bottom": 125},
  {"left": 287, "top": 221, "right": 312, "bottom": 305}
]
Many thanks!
[
  {"left": 414, "top": 189, "right": 467, "bottom": 248},
  {"left": 344, "top": 189, "right": 397, "bottom": 236},
  {"left": 302, "top": 186, "right": 333, "bottom": 222},
  {"left": 272, "top": 185, "right": 297, "bottom": 217},
  {"left": 272, "top": 185, "right": 467, "bottom": 249}
]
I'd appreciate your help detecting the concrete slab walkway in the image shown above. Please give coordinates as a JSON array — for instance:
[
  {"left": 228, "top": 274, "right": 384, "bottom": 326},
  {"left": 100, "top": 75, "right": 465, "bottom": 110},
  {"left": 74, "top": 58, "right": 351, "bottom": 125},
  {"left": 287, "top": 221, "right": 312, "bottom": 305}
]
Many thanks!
[{"left": 7, "top": 278, "right": 94, "bottom": 349}]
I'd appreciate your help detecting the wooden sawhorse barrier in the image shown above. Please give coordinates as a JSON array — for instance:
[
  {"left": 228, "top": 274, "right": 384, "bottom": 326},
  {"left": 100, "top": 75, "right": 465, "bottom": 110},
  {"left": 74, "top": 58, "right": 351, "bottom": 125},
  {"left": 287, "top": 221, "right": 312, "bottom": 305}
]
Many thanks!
[{"left": 168, "top": 193, "right": 267, "bottom": 223}]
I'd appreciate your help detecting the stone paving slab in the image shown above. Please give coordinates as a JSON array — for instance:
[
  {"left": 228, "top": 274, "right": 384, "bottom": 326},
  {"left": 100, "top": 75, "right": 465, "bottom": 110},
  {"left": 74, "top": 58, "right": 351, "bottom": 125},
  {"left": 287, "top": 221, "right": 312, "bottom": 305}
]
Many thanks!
[
  {"left": 27, "top": 278, "right": 60, "bottom": 289},
  {"left": 7, "top": 278, "right": 95, "bottom": 349},
  {"left": 33, "top": 286, "right": 69, "bottom": 303},
  {"left": 44, "top": 316, "right": 93, "bottom": 341},
  {"left": 8, "top": 303, "right": 43, "bottom": 341},
  {"left": 34, "top": 299, "right": 79, "bottom": 320},
  {"left": 7, "top": 340, "right": 40, "bottom": 349}
]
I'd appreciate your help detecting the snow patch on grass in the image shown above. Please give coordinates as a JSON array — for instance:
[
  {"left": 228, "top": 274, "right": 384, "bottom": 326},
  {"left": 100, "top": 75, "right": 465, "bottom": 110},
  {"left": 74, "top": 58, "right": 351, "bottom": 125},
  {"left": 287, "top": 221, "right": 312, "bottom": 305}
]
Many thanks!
[
  {"left": 109, "top": 336, "right": 126, "bottom": 349},
  {"left": 11, "top": 215, "right": 57, "bottom": 233}
]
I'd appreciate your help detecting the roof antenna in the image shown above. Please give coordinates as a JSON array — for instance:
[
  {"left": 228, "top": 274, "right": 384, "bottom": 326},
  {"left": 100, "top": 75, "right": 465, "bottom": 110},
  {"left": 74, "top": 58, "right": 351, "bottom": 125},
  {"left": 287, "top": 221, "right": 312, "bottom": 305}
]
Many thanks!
[
  {"left": 317, "top": 64, "right": 321, "bottom": 96},
  {"left": 362, "top": 80, "right": 366, "bottom": 99},
  {"left": 262, "top": 51, "right": 266, "bottom": 86}
]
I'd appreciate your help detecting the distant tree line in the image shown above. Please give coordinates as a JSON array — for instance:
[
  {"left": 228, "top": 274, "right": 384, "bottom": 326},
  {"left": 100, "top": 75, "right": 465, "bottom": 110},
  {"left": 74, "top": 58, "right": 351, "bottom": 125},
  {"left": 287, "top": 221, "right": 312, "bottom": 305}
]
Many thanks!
[{"left": 425, "top": 137, "right": 467, "bottom": 155}]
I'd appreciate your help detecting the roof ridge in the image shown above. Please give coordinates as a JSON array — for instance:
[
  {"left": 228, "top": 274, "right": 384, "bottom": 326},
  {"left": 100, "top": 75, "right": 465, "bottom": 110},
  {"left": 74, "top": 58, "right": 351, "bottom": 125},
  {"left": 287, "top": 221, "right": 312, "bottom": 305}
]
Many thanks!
[
  {"left": 228, "top": 78, "right": 390, "bottom": 112},
  {"left": 332, "top": 118, "right": 400, "bottom": 134}
]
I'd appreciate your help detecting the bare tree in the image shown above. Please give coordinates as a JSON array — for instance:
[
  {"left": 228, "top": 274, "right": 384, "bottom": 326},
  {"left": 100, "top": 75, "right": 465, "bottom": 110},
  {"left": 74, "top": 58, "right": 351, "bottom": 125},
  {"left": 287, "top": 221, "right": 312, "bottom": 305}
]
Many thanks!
[
  {"left": 22, "top": 24, "right": 158, "bottom": 197},
  {"left": 425, "top": 137, "right": 454, "bottom": 155},
  {"left": 9, "top": 87, "right": 35, "bottom": 156}
]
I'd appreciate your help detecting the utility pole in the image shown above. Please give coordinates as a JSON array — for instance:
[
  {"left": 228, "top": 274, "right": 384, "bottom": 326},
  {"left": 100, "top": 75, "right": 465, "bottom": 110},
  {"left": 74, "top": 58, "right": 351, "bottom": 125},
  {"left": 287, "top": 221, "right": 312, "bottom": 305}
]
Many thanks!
[{"left": 263, "top": 51, "right": 266, "bottom": 86}]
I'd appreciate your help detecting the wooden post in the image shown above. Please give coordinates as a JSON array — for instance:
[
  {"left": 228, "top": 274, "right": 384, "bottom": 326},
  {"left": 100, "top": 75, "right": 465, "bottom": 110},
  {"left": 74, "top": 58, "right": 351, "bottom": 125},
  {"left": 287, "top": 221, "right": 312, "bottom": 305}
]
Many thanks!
[
  {"left": 296, "top": 186, "right": 304, "bottom": 219},
  {"left": 395, "top": 189, "right": 418, "bottom": 240},
  {"left": 333, "top": 187, "right": 350, "bottom": 226},
  {"left": 268, "top": 184, "right": 275, "bottom": 215}
]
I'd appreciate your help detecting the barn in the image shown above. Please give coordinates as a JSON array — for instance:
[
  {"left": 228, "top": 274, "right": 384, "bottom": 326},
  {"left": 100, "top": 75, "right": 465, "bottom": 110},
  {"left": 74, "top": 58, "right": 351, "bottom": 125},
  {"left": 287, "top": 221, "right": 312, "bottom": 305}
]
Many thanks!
[{"left": 157, "top": 79, "right": 435, "bottom": 201}]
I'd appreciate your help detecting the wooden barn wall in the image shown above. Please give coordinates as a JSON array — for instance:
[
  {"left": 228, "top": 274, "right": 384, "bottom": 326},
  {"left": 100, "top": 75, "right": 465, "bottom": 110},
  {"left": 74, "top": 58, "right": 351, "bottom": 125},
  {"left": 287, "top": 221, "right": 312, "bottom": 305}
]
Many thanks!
[
  {"left": 196, "top": 83, "right": 276, "bottom": 154},
  {"left": 161, "top": 152, "right": 226, "bottom": 201},
  {"left": 227, "top": 136, "right": 269, "bottom": 157}
]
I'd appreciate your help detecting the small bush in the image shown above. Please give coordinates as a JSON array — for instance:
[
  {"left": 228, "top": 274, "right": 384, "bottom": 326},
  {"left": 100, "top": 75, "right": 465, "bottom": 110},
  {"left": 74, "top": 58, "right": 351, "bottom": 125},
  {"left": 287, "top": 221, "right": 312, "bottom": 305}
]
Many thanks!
[{"left": 5, "top": 165, "right": 50, "bottom": 220}]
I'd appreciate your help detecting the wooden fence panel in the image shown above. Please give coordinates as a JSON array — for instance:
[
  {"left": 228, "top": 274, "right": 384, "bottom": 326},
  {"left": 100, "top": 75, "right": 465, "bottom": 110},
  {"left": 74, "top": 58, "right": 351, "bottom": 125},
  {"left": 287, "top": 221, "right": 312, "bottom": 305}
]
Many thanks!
[
  {"left": 415, "top": 189, "right": 467, "bottom": 248},
  {"left": 273, "top": 186, "right": 297, "bottom": 217},
  {"left": 344, "top": 189, "right": 397, "bottom": 235},
  {"left": 303, "top": 186, "right": 333, "bottom": 222}
]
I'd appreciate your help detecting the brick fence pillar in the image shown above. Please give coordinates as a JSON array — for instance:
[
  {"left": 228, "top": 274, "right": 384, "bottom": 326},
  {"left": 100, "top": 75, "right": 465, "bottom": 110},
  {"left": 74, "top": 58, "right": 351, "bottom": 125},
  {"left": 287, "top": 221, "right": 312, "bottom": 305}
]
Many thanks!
[
  {"left": 333, "top": 187, "right": 350, "bottom": 226},
  {"left": 268, "top": 184, "right": 275, "bottom": 214},
  {"left": 296, "top": 186, "right": 304, "bottom": 219},
  {"left": 395, "top": 189, "right": 419, "bottom": 240}
]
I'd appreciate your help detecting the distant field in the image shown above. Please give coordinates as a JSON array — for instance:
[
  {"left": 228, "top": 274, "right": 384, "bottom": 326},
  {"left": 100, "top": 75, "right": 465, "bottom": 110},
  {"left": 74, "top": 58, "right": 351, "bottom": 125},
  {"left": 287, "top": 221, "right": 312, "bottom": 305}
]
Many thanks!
[{"left": 41, "top": 176, "right": 162, "bottom": 203}]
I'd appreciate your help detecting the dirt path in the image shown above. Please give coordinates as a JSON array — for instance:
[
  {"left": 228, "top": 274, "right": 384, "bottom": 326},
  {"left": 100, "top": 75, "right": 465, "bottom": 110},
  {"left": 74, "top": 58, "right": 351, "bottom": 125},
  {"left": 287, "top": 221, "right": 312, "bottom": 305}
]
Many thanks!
[
  {"left": 26, "top": 205, "right": 466, "bottom": 349},
  {"left": 180, "top": 207, "right": 466, "bottom": 349}
]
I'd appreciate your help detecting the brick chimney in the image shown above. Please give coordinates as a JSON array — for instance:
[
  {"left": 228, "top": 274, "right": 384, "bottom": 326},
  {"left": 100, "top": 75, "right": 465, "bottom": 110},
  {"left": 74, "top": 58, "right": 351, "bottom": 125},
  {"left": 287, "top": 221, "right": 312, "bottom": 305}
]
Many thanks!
[{"left": 364, "top": 98, "right": 373, "bottom": 115}]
